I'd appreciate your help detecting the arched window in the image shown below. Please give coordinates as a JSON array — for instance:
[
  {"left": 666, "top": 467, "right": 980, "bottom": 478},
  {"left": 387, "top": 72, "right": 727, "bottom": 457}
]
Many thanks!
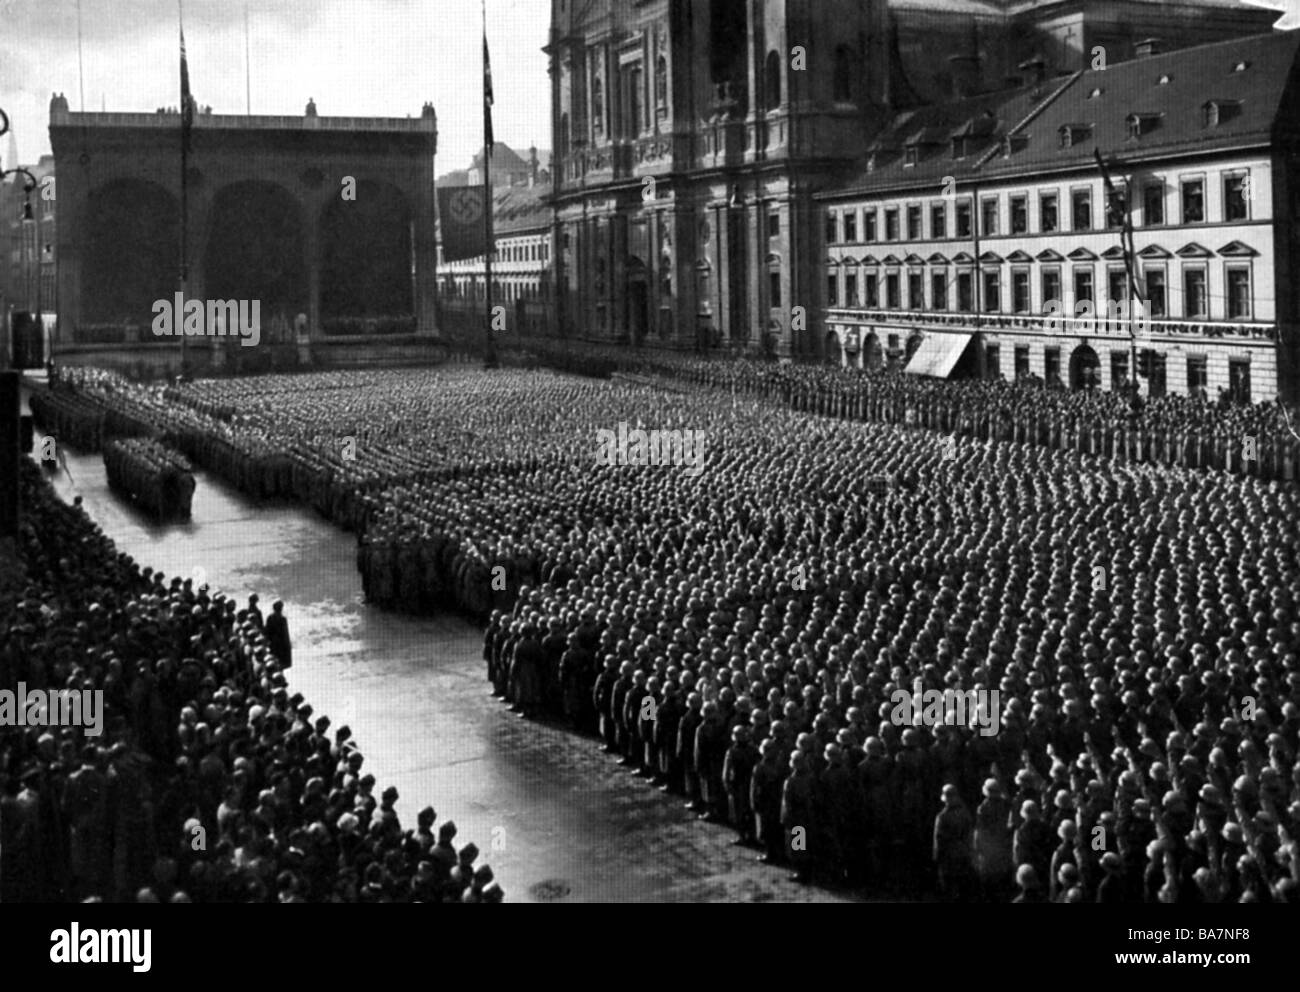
[
  {"left": 592, "top": 76, "right": 604, "bottom": 136},
  {"left": 559, "top": 112, "right": 570, "bottom": 158},
  {"left": 655, "top": 56, "right": 669, "bottom": 117},
  {"left": 833, "top": 46, "right": 853, "bottom": 103},
  {"left": 765, "top": 50, "right": 782, "bottom": 109}
]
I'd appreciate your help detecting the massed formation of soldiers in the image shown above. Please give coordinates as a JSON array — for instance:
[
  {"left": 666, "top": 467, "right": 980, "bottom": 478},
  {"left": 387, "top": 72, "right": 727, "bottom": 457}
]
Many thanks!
[
  {"left": 102, "top": 439, "right": 197, "bottom": 521},
  {"left": 30, "top": 362, "right": 1300, "bottom": 901}
]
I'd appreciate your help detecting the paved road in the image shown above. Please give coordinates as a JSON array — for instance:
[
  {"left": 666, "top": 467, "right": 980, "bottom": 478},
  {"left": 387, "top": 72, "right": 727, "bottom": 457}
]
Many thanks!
[{"left": 33, "top": 418, "right": 850, "bottom": 903}]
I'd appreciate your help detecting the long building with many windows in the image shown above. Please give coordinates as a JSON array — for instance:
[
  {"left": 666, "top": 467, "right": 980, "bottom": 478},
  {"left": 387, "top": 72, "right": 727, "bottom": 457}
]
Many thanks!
[{"left": 816, "top": 31, "right": 1300, "bottom": 402}]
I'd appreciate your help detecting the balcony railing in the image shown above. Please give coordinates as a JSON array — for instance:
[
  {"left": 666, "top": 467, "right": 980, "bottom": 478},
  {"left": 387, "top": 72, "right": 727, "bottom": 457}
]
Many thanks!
[{"left": 826, "top": 307, "right": 1276, "bottom": 341}]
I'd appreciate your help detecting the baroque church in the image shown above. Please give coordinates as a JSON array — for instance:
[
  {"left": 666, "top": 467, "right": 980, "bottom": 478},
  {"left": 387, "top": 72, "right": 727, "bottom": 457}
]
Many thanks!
[{"left": 545, "top": 0, "right": 1281, "bottom": 357}]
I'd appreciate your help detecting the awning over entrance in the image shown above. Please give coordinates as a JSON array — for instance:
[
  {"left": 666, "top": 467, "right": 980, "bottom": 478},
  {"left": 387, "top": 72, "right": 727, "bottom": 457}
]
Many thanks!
[{"left": 903, "top": 330, "right": 974, "bottom": 378}]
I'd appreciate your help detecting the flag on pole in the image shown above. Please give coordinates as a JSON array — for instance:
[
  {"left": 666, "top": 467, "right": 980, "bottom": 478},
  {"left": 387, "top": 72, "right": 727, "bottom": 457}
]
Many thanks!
[
  {"left": 483, "top": 30, "right": 494, "bottom": 156},
  {"left": 1094, "top": 149, "right": 1142, "bottom": 303},
  {"left": 180, "top": 25, "right": 194, "bottom": 154}
]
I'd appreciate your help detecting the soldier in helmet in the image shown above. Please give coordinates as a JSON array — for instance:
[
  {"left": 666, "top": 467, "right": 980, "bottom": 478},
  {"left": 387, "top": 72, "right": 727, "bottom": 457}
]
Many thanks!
[
  {"left": 723, "top": 724, "right": 759, "bottom": 847},
  {"left": 678, "top": 692, "right": 706, "bottom": 814},
  {"left": 933, "top": 783, "right": 974, "bottom": 901},
  {"left": 781, "top": 751, "right": 815, "bottom": 884},
  {"left": 695, "top": 700, "right": 729, "bottom": 823},
  {"left": 751, "top": 737, "right": 785, "bottom": 865},
  {"left": 593, "top": 658, "right": 620, "bottom": 754}
]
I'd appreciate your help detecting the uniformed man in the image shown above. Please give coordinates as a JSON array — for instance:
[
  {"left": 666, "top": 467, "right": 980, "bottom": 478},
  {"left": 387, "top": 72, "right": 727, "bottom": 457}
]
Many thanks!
[{"left": 723, "top": 725, "right": 759, "bottom": 847}]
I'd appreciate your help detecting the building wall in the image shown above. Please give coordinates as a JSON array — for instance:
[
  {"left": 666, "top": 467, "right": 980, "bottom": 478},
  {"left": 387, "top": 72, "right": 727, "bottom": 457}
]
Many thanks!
[{"left": 823, "top": 150, "right": 1285, "bottom": 400}]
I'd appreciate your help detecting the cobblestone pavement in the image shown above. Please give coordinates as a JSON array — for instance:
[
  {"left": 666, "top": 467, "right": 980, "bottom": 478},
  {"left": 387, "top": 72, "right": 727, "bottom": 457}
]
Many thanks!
[{"left": 35, "top": 421, "right": 853, "bottom": 903}]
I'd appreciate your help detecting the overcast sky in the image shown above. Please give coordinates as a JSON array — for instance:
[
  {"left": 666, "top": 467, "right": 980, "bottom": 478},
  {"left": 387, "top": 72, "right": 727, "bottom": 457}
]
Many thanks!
[{"left": 0, "top": 0, "right": 552, "bottom": 171}]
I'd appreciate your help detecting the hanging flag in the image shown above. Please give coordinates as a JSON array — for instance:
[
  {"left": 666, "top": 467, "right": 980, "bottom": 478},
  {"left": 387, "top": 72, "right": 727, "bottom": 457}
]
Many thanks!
[
  {"left": 1094, "top": 149, "right": 1142, "bottom": 303},
  {"left": 180, "top": 25, "right": 194, "bottom": 155},
  {"left": 483, "top": 30, "right": 494, "bottom": 156},
  {"left": 438, "top": 185, "right": 490, "bottom": 262}
]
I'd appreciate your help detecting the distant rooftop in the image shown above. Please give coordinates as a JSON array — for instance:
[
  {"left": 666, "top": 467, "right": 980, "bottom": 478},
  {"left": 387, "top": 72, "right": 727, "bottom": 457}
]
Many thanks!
[{"left": 49, "top": 110, "right": 437, "bottom": 134}]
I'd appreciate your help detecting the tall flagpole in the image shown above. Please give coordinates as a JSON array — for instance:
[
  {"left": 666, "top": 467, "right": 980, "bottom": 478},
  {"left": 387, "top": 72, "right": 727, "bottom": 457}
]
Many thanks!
[
  {"left": 245, "top": 3, "right": 252, "bottom": 116},
  {"left": 76, "top": 0, "right": 86, "bottom": 111},
  {"left": 482, "top": 0, "right": 498, "bottom": 368},
  {"left": 179, "top": 0, "right": 190, "bottom": 375}
]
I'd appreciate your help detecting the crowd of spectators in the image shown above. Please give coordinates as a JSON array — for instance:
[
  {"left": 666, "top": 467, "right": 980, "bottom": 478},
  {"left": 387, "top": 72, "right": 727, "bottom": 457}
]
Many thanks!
[{"left": 1, "top": 459, "right": 499, "bottom": 903}]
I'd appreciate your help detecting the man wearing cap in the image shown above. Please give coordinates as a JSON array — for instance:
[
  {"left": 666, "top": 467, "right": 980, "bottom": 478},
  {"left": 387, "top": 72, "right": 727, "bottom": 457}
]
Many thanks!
[{"left": 781, "top": 752, "right": 815, "bottom": 884}]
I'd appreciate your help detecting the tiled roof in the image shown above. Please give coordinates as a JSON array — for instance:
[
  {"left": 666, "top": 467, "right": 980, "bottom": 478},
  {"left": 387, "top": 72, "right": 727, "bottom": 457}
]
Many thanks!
[{"left": 822, "top": 31, "right": 1300, "bottom": 200}]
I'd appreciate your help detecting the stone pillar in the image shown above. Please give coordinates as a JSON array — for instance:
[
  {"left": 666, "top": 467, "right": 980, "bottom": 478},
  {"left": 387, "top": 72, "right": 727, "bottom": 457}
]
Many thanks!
[
  {"left": 54, "top": 186, "right": 85, "bottom": 351},
  {"left": 303, "top": 196, "right": 322, "bottom": 342}
]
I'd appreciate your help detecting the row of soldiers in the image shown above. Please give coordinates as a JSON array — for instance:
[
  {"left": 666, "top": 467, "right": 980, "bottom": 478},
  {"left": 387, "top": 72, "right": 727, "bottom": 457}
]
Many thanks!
[{"left": 102, "top": 438, "right": 197, "bottom": 521}]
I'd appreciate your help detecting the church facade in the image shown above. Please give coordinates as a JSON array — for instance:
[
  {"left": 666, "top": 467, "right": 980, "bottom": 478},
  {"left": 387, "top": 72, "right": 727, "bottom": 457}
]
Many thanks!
[{"left": 545, "top": 0, "right": 1281, "bottom": 359}]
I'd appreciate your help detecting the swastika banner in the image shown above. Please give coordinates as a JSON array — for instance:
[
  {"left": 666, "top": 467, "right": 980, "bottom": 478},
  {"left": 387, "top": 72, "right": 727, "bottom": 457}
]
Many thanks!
[{"left": 438, "top": 186, "right": 489, "bottom": 262}]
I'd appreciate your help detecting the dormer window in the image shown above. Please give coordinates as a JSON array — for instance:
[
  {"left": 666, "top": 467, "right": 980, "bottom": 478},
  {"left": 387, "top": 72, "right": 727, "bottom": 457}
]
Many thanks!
[
  {"left": 1203, "top": 100, "right": 1241, "bottom": 127},
  {"left": 1126, "top": 113, "right": 1161, "bottom": 139},
  {"left": 1088, "top": 87, "right": 1104, "bottom": 99},
  {"left": 904, "top": 145, "right": 919, "bottom": 167},
  {"left": 952, "top": 137, "right": 967, "bottom": 160},
  {"left": 1233, "top": 61, "right": 1250, "bottom": 73},
  {"left": 1003, "top": 134, "right": 1029, "bottom": 157},
  {"left": 1058, "top": 124, "right": 1090, "bottom": 149},
  {"left": 1158, "top": 74, "right": 1172, "bottom": 85}
]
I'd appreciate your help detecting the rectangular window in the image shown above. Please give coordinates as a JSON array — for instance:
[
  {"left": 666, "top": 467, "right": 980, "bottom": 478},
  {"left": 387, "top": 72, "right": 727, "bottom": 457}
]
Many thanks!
[
  {"left": 955, "top": 200, "right": 972, "bottom": 238},
  {"left": 907, "top": 205, "right": 922, "bottom": 241},
  {"left": 827, "top": 273, "right": 838, "bottom": 307},
  {"left": 1013, "top": 269, "right": 1030, "bottom": 313},
  {"left": 885, "top": 272, "right": 901, "bottom": 308},
  {"left": 826, "top": 213, "right": 838, "bottom": 244},
  {"left": 982, "top": 270, "right": 1000, "bottom": 312},
  {"left": 1187, "top": 354, "right": 1208, "bottom": 392},
  {"left": 1111, "top": 351, "right": 1129, "bottom": 389},
  {"left": 1224, "top": 174, "right": 1249, "bottom": 222},
  {"left": 1074, "top": 267, "right": 1094, "bottom": 311},
  {"left": 1181, "top": 178, "right": 1205, "bottom": 224},
  {"left": 1040, "top": 192, "right": 1059, "bottom": 232},
  {"left": 985, "top": 343, "right": 1000, "bottom": 378},
  {"left": 769, "top": 270, "right": 782, "bottom": 308},
  {"left": 1184, "top": 267, "right": 1208, "bottom": 318},
  {"left": 1108, "top": 269, "right": 1128, "bottom": 323},
  {"left": 908, "top": 270, "right": 924, "bottom": 310},
  {"left": 1010, "top": 195, "right": 1028, "bottom": 234},
  {"left": 1145, "top": 268, "right": 1167, "bottom": 317},
  {"left": 845, "top": 271, "right": 858, "bottom": 307},
  {"left": 1015, "top": 345, "right": 1030, "bottom": 378},
  {"left": 1143, "top": 184, "right": 1164, "bottom": 226},
  {"left": 957, "top": 271, "right": 973, "bottom": 312},
  {"left": 885, "top": 208, "right": 900, "bottom": 241},
  {"left": 981, "top": 197, "right": 999, "bottom": 236},
  {"left": 844, "top": 211, "right": 858, "bottom": 243},
  {"left": 1041, "top": 268, "right": 1062, "bottom": 311},
  {"left": 864, "top": 273, "right": 879, "bottom": 308},
  {"left": 1044, "top": 347, "right": 1061, "bottom": 385},
  {"left": 931, "top": 271, "right": 947, "bottom": 310},
  {"left": 931, "top": 203, "right": 946, "bottom": 239},
  {"left": 768, "top": 212, "right": 780, "bottom": 239},
  {"left": 1229, "top": 357, "right": 1251, "bottom": 403},
  {"left": 1072, "top": 189, "right": 1092, "bottom": 231},
  {"left": 864, "top": 210, "right": 877, "bottom": 242},
  {"left": 1227, "top": 265, "right": 1251, "bottom": 318},
  {"left": 1106, "top": 185, "right": 1126, "bottom": 229}
]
